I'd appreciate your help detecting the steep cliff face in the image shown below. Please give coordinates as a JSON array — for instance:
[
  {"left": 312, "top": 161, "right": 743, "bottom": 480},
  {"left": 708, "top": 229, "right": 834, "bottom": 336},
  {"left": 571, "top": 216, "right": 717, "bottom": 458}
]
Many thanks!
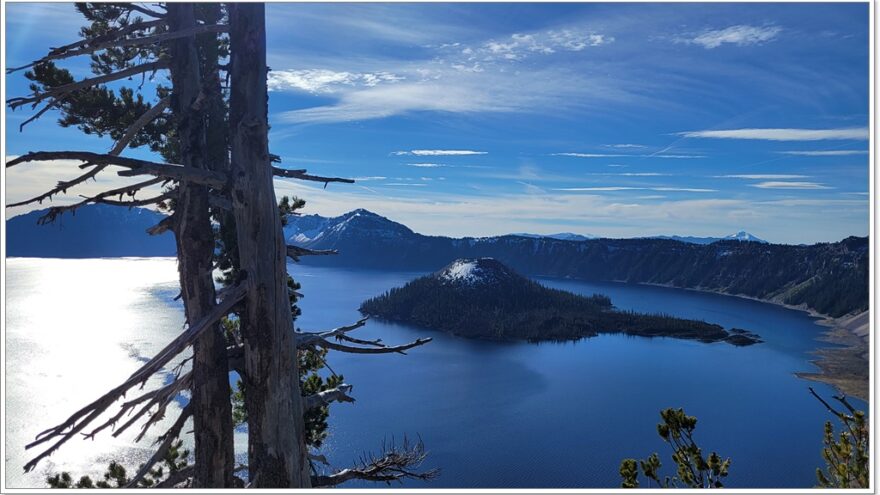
[{"left": 289, "top": 210, "right": 868, "bottom": 317}]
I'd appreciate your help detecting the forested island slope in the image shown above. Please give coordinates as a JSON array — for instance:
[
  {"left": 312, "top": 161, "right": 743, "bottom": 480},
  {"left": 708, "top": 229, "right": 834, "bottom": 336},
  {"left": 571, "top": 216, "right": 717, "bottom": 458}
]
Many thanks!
[
  {"left": 292, "top": 210, "right": 868, "bottom": 318},
  {"left": 360, "top": 258, "right": 761, "bottom": 346}
]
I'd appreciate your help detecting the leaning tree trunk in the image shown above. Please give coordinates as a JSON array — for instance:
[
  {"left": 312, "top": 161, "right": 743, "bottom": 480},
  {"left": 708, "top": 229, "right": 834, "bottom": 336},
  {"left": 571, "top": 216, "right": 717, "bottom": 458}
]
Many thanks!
[
  {"left": 228, "top": 3, "right": 311, "bottom": 488},
  {"left": 167, "top": 3, "right": 234, "bottom": 488}
]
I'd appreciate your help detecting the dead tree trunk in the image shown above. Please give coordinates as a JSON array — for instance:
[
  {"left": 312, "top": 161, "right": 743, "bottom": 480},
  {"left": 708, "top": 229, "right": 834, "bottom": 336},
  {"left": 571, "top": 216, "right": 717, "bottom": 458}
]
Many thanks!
[
  {"left": 167, "top": 3, "right": 234, "bottom": 488},
  {"left": 228, "top": 3, "right": 311, "bottom": 488}
]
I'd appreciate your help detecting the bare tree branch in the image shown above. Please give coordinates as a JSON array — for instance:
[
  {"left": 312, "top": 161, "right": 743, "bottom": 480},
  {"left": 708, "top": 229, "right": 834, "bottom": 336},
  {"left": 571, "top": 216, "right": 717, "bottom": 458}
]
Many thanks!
[
  {"left": 286, "top": 244, "right": 338, "bottom": 261},
  {"left": 87, "top": 191, "right": 174, "bottom": 208},
  {"left": 34, "top": 177, "right": 168, "bottom": 224},
  {"left": 7, "top": 151, "right": 228, "bottom": 188},
  {"left": 313, "top": 337, "right": 432, "bottom": 355},
  {"left": 6, "top": 165, "right": 105, "bottom": 208},
  {"left": 154, "top": 466, "right": 194, "bottom": 488},
  {"left": 147, "top": 215, "right": 175, "bottom": 236},
  {"left": 110, "top": 96, "right": 170, "bottom": 155},
  {"left": 23, "top": 284, "right": 246, "bottom": 472},
  {"left": 6, "top": 19, "right": 166, "bottom": 74},
  {"left": 312, "top": 436, "right": 438, "bottom": 487},
  {"left": 304, "top": 384, "right": 356, "bottom": 410},
  {"left": 12, "top": 26, "right": 226, "bottom": 77},
  {"left": 296, "top": 317, "right": 369, "bottom": 347},
  {"left": 8, "top": 61, "right": 169, "bottom": 110},
  {"left": 127, "top": 3, "right": 167, "bottom": 19},
  {"left": 272, "top": 167, "right": 355, "bottom": 188},
  {"left": 125, "top": 405, "right": 192, "bottom": 488}
]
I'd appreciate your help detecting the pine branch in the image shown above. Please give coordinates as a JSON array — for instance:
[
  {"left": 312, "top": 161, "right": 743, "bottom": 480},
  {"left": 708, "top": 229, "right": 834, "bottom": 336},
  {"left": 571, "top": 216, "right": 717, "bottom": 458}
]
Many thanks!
[
  {"left": 6, "top": 19, "right": 166, "bottom": 74},
  {"left": 154, "top": 466, "right": 194, "bottom": 488},
  {"left": 23, "top": 284, "right": 246, "bottom": 473},
  {"left": 7, "top": 60, "right": 169, "bottom": 110},
  {"left": 127, "top": 3, "right": 167, "bottom": 19}
]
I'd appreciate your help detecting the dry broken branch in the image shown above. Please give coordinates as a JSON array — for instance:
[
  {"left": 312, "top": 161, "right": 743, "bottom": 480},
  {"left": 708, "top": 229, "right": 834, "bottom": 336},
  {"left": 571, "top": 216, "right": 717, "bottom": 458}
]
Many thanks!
[
  {"left": 125, "top": 404, "right": 192, "bottom": 488},
  {"left": 8, "top": 61, "right": 169, "bottom": 110},
  {"left": 87, "top": 191, "right": 174, "bottom": 208},
  {"left": 154, "top": 466, "right": 194, "bottom": 488},
  {"left": 272, "top": 167, "right": 355, "bottom": 188},
  {"left": 296, "top": 317, "right": 369, "bottom": 347},
  {"left": 110, "top": 96, "right": 171, "bottom": 155},
  {"left": 6, "top": 19, "right": 166, "bottom": 74},
  {"left": 147, "top": 215, "right": 175, "bottom": 236},
  {"left": 35, "top": 177, "right": 169, "bottom": 224},
  {"left": 304, "top": 384, "right": 356, "bottom": 410},
  {"left": 11, "top": 26, "right": 226, "bottom": 76},
  {"left": 286, "top": 244, "right": 338, "bottom": 261},
  {"left": 7, "top": 151, "right": 228, "bottom": 189},
  {"left": 23, "top": 284, "right": 246, "bottom": 472},
  {"left": 311, "top": 436, "right": 438, "bottom": 487},
  {"left": 313, "top": 337, "right": 432, "bottom": 355}
]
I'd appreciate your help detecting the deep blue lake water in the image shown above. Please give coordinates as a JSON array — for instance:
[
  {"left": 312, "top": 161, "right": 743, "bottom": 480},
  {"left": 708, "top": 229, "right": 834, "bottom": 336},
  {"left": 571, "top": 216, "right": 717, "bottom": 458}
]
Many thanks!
[{"left": 4, "top": 258, "right": 866, "bottom": 488}]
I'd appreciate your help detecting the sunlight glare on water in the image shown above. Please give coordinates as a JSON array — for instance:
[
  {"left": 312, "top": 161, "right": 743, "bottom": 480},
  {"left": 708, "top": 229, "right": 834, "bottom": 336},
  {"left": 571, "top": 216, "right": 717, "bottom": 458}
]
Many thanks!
[{"left": 5, "top": 258, "right": 188, "bottom": 488}]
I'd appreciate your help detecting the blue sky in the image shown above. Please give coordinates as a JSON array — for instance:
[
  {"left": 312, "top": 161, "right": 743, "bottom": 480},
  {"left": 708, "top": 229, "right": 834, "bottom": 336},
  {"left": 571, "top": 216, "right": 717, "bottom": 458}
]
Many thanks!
[{"left": 4, "top": 2, "right": 870, "bottom": 244}]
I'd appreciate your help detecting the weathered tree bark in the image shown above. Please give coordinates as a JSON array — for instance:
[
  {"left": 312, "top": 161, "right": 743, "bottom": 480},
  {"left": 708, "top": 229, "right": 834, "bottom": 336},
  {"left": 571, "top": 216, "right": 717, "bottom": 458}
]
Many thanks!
[
  {"left": 167, "top": 3, "right": 234, "bottom": 488},
  {"left": 228, "top": 3, "right": 311, "bottom": 487}
]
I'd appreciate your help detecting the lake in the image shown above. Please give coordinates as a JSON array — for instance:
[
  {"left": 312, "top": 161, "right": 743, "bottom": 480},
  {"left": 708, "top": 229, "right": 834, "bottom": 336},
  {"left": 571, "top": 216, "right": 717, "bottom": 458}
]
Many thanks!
[{"left": 4, "top": 257, "right": 864, "bottom": 488}]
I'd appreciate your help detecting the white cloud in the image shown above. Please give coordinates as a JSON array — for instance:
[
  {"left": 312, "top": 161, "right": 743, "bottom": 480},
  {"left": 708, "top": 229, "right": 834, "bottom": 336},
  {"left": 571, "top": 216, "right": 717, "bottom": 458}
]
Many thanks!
[
  {"left": 480, "top": 29, "right": 612, "bottom": 61},
  {"left": 268, "top": 69, "right": 404, "bottom": 93},
  {"left": 394, "top": 149, "right": 487, "bottom": 156},
  {"left": 680, "top": 127, "right": 869, "bottom": 141},
  {"left": 555, "top": 186, "right": 716, "bottom": 193},
  {"left": 405, "top": 163, "right": 447, "bottom": 168},
  {"left": 351, "top": 176, "right": 387, "bottom": 181},
  {"left": 604, "top": 144, "right": 647, "bottom": 149},
  {"left": 686, "top": 25, "right": 782, "bottom": 49},
  {"left": 381, "top": 183, "right": 427, "bottom": 187},
  {"left": 717, "top": 174, "right": 809, "bottom": 179},
  {"left": 552, "top": 152, "right": 704, "bottom": 159},
  {"left": 751, "top": 181, "right": 832, "bottom": 189},
  {"left": 779, "top": 150, "right": 869, "bottom": 156}
]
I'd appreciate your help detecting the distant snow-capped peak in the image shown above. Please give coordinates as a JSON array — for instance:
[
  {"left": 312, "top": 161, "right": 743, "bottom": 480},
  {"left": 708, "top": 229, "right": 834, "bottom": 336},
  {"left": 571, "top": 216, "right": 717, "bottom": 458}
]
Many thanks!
[{"left": 723, "top": 231, "right": 767, "bottom": 243}]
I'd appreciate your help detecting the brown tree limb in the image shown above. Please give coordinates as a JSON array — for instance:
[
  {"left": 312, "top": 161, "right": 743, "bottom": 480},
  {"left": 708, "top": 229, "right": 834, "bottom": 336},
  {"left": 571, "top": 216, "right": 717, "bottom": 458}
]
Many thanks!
[
  {"left": 23, "top": 284, "right": 246, "bottom": 472},
  {"left": 6, "top": 19, "right": 166, "bottom": 74},
  {"left": 35, "top": 177, "right": 169, "bottom": 224},
  {"left": 8, "top": 61, "right": 169, "bottom": 110},
  {"left": 311, "top": 436, "right": 438, "bottom": 487},
  {"left": 147, "top": 215, "right": 175, "bottom": 236},
  {"left": 303, "top": 384, "right": 355, "bottom": 410},
  {"left": 7, "top": 151, "right": 228, "bottom": 188},
  {"left": 125, "top": 404, "right": 193, "bottom": 488},
  {"left": 286, "top": 244, "right": 338, "bottom": 261},
  {"left": 127, "top": 3, "right": 167, "bottom": 19},
  {"left": 87, "top": 191, "right": 174, "bottom": 208},
  {"left": 110, "top": 96, "right": 171, "bottom": 155},
  {"left": 296, "top": 317, "right": 369, "bottom": 347},
  {"left": 154, "top": 466, "right": 194, "bottom": 488},
  {"left": 5, "top": 164, "right": 105, "bottom": 208},
  {"left": 11, "top": 26, "right": 226, "bottom": 76},
  {"left": 272, "top": 167, "right": 355, "bottom": 188},
  {"left": 313, "top": 337, "right": 432, "bottom": 355}
]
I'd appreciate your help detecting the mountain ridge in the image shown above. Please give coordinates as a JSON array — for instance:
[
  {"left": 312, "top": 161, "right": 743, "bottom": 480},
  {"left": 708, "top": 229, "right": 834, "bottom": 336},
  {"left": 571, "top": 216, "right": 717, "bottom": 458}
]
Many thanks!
[{"left": 289, "top": 209, "right": 868, "bottom": 318}]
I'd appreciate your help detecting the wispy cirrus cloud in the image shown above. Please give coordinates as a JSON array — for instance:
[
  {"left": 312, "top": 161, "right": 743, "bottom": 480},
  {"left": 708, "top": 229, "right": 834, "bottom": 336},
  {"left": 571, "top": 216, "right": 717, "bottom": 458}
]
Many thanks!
[
  {"left": 751, "top": 181, "right": 832, "bottom": 190},
  {"left": 478, "top": 30, "right": 613, "bottom": 61},
  {"left": 394, "top": 149, "right": 487, "bottom": 156},
  {"left": 604, "top": 144, "right": 647, "bottom": 149},
  {"left": 717, "top": 174, "right": 809, "bottom": 179},
  {"left": 405, "top": 163, "right": 447, "bottom": 168},
  {"left": 682, "top": 25, "right": 782, "bottom": 49},
  {"left": 552, "top": 152, "right": 705, "bottom": 159},
  {"left": 679, "top": 127, "right": 869, "bottom": 141},
  {"left": 268, "top": 69, "right": 404, "bottom": 93},
  {"left": 555, "top": 186, "right": 716, "bottom": 193},
  {"left": 778, "top": 150, "right": 868, "bottom": 156}
]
